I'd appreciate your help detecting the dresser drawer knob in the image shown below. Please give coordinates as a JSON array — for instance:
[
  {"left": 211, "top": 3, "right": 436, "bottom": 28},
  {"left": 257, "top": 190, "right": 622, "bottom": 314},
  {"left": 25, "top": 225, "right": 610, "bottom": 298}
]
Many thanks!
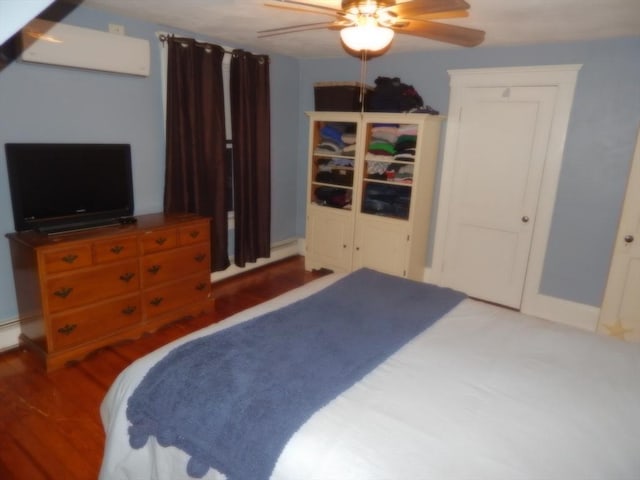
[
  {"left": 119, "top": 272, "right": 135, "bottom": 283},
  {"left": 53, "top": 287, "right": 73, "bottom": 299},
  {"left": 194, "top": 253, "right": 207, "bottom": 263},
  {"left": 196, "top": 282, "right": 208, "bottom": 291},
  {"left": 147, "top": 265, "right": 162, "bottom": 275},
  {"left": 189, "top": 231, "right": 200, "bottom": 239},
  {"left": 110, "top": 245, "right": 125, "bottom": 254},
  {"left": 122, "top": 305, "right": 137, "bottom": 315},
  {"left": 62, "top": 254, "right": 78, "bottom": 264},
  {"left": 150, "top": 297, "right": 164, "bottom": 307},
  {"left": 155, "top": 237, "right": 167, "bottom": 245},
  {"left": 57, "top": 324, "right": 77, "bottom": 335}
]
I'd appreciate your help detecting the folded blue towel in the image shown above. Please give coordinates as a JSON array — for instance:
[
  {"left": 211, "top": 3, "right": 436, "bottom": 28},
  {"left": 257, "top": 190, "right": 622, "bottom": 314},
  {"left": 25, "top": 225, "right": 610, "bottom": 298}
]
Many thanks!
[{"left": 127, "top": 268, "right": 465, "bottom": 479}]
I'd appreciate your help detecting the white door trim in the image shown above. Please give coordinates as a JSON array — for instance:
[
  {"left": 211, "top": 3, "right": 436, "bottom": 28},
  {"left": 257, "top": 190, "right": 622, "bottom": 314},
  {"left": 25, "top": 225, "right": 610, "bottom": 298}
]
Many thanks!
[
  {"left": 432, "top": 64, "right": 585, "bottom": 327},
  {"left": 597, "top": 125, "right": 640, "bottom": 341}
]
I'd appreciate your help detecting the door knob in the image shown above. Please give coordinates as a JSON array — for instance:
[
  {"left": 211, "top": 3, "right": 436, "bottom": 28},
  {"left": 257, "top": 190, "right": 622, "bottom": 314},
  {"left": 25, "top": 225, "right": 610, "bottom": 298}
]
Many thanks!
[
  {"left": 521, "top": 216, "right": 530, "bottom": 223},
  {"left": 624, "top": 235, "right": 634, "bottom": 243}
]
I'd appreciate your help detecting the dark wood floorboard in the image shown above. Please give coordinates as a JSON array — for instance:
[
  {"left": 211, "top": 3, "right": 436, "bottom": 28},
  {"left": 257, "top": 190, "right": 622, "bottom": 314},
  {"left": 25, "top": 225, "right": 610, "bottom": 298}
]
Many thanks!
[{"left": 0, "top": 256, "right": 326, "bottom": 479}]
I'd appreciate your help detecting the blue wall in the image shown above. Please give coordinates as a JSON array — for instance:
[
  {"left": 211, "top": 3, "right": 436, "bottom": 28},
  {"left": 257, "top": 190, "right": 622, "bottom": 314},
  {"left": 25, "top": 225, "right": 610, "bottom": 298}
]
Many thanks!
[
  {"left": 0, "top": 5, "right": 300, "bottom": 323},
  {"left": 296, "top": 37, "right": 640, "bottom": 307},
  {"left": 1, "top": 2, "right": 639, "bottom": 324}
]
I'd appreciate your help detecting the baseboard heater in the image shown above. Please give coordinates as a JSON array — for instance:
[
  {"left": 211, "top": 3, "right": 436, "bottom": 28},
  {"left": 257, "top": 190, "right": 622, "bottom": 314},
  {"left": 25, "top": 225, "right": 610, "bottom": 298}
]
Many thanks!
[{"left": 20, "top": 19, "right": 150, "bottom": 76}]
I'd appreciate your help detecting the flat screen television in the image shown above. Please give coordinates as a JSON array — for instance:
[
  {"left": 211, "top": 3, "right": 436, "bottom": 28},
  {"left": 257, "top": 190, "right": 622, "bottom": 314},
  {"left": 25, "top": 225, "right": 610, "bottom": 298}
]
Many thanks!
[{"left": 5, "top": 143, "right": 134, "bottom": 233}]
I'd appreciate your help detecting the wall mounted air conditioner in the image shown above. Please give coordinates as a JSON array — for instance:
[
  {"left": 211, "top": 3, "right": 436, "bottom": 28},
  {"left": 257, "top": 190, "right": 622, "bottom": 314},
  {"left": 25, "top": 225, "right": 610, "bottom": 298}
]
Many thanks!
[{"left": 20, "top": 19, "right": 150, "bottom": 76}]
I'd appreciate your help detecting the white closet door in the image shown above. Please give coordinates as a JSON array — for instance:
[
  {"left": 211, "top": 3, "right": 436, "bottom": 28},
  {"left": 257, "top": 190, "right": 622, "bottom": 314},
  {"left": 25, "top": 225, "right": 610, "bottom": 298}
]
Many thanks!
[
  {"left": 598, "top": 126, "right": 640, "bottom": 342},
  {"left": 439, "top": 86, "right": 556, "bottom": 308}
]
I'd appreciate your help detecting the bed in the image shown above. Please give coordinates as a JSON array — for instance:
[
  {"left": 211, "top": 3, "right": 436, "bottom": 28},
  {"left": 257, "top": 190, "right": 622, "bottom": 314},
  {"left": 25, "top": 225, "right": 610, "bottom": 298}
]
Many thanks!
[{"left": 99, "top": 269, "right": 640, "bottom": 480}]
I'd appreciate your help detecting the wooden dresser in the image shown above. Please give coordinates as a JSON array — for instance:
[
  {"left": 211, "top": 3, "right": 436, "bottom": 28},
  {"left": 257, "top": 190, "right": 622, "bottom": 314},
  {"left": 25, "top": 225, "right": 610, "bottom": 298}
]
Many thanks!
[{"left": 6, "top": 213, "right": 214, "bottom": 371}]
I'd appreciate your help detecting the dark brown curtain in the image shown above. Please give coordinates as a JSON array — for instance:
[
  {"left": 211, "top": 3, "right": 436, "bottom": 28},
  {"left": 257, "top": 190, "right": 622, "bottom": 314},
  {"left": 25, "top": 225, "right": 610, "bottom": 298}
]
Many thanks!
[
  {"left": 230, "top": 50, "right": 271, "bottom": 267},
  {"left": 164, "top": 36, "right": 230, "bottom": 271}
]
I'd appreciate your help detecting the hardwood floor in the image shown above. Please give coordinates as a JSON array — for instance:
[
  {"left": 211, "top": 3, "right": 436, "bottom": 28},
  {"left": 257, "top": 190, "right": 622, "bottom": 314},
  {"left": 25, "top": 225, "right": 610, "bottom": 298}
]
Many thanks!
[{"left": 0, "top": 256, "right": 326, "bottom": 480}]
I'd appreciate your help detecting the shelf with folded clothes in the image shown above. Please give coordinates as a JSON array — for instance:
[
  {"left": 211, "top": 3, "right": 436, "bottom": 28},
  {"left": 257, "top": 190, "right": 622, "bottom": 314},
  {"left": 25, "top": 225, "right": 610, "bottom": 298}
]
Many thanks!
[
  {"left": 363, "top": 176, "right": 414, "bottom": 186},
  {"left": 312, "top": 151, "right": 356, "bottom": 160},
  {"left": 364, "top": 160, "right": 414, "bottom": 185},
  {"left": 359, "top": 182, "right": 411, "bottom": 220},
  {"left": 313, "top": 144, "right": 357, "bottom": 158},
  {"left": 313, "top": 155, "right": 355, "bottom": 167},
  {"left": 360, "top": 121, "right": 418, "bottom": 220},
  {"left": 311, "top": 185, "right": 352, "bottom": 210},
  {"left": 365, "top": 123, "right": 418, "bottom": 159},
  {"left": 313, "top": 121, "right": 359, "bottom": 160},
  {"left": 364, "top": 152, "right": 416, "bottom": 163},
  {"left": 312, "top": 155, "right": 355, "bottom": 189},
  {"left": 311, "top": 172, "right": 353, "bottom": 190},
  {"left": 313, "top": 172, "right": 354, "bottom": 188}
]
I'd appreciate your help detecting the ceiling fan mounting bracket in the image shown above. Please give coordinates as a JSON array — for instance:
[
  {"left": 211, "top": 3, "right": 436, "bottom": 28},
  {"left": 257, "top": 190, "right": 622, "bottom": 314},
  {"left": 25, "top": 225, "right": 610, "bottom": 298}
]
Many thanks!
[
  {"left": 341, "top": 0, "right": 396, "bottom": 13},
  {"left": 340, "top": 0, "right": 399, "bottom": 28}
]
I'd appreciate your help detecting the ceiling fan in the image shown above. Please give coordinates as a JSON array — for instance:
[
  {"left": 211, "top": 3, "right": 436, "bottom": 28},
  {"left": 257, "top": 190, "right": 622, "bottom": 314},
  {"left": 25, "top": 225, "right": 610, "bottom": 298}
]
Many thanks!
[{"left": 259, "top": 0, "right": 485, "bottom": 52}]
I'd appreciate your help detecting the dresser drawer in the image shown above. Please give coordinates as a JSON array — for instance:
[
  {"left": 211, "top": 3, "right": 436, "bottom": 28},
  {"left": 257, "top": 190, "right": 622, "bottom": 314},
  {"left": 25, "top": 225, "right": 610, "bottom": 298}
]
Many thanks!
[
  {"left": 93, "top": 235, "right": 138, "bottom": 264},
  {"left": 46, "top": 259, "right": 139, "bottom": 313},
  {"left": 178, "top": 221, "right": 210, "bottom": 246},
  {"left": 50, "top": 295, "right": 142, "bottom": 350},
  {"left": 140, "top": 228, "right": 177, "bottom": 254},
  {"left": 141, "top": 244, "right": 210, "bottom": 287},
  {"left": 143, "top": 272, "right": 211, "bottom": 318},
  {"left": 42, "top": 245, "right": 93, "bottom": 274}
]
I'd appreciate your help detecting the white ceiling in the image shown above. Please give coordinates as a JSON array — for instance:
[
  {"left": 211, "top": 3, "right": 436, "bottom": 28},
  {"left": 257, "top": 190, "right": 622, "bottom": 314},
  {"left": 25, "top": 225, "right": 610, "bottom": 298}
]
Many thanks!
[{"left": 79, "top": 0, "right": 640, "bottom": 58}]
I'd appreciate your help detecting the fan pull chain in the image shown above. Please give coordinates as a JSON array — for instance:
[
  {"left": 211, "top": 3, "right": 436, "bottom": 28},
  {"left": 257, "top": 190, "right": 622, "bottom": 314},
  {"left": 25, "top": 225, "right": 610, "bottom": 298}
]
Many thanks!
[{"left": 359, "top": 49, "right": 368, "bottom": 114}]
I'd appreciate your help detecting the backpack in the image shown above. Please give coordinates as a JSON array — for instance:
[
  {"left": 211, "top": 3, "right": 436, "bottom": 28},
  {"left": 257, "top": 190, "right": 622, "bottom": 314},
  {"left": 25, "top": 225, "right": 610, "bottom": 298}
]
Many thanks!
[{"left": 368, "top": 76, "right": 424, "bottom": 112}]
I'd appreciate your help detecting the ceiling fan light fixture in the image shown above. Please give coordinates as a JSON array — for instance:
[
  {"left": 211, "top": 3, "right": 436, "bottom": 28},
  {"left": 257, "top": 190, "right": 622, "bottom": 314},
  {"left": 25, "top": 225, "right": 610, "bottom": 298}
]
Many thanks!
[{"left": 340, "top": 23, "right": 394, "bottom": 52}]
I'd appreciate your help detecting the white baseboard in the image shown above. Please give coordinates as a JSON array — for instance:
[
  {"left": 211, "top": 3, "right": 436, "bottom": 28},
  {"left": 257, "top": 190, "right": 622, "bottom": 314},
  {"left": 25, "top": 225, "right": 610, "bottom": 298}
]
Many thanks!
[
  {"left": 521, "top": 293, "right": 600, "bottom": 332},
  {"left": 423, "top": 266, "right": 599, "bottom": 332},
  {"left": 211, "top": 238, "right": 303, "bottom": 282},
  {"left": 0, "top": 319, "right": 20, "bottom": 352}
]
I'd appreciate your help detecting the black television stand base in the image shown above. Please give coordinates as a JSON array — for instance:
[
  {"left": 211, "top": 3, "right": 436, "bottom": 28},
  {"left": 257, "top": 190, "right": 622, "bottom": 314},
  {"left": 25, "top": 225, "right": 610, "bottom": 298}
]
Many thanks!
[{"left": 39, "top": 219, "right": 122, "bottom": 235}]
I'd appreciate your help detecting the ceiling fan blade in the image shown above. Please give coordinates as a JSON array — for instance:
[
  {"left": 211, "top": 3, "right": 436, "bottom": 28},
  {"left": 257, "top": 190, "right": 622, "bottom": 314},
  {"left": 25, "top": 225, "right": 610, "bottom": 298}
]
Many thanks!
[
  {"left": 386, "top": 10, "right": 468, "bottom": 29},
  {"left": 420, "top": 10, "right": 469, "bottom": 20},
  {"left": 388, "top": 0, "right": 470, "bottom": 17},
  {"left": 264, "top": 0, "right": 340, "bottom": 15},
  {"left": 394, "top": 19, "right": 485, "bottom": 47},
  {"left": 258, "top": 21, "right": 338, "bottom": 38},
  {"left": 264, "top": 3, "right": 336, "bottom": 17}
]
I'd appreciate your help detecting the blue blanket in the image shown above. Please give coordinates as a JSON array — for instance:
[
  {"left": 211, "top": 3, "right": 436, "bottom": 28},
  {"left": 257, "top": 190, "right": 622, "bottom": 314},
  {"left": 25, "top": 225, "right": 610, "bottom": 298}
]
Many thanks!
[{"left": 127, "top": 268, "right": 465, "bottom": 479}]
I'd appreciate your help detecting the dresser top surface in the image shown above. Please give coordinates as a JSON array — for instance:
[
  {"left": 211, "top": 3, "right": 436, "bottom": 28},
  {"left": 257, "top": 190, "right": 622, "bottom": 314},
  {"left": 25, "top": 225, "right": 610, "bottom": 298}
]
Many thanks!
[{"left": 6, "top": 212, "right": 210, "bottom": 248}]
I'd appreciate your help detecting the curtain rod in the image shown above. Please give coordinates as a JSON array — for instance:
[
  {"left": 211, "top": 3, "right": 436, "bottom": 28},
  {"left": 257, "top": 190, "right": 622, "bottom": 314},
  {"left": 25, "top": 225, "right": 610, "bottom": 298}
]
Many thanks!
[{"left": 157, "top": 33, "right": 234, "bottom": 55}]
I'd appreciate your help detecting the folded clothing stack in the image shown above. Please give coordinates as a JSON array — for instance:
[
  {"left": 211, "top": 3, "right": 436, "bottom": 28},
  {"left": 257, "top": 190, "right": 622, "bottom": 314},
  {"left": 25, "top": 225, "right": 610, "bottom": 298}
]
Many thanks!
[
  {"left": 313, "top": 123, "right": 357, "bottom": 157},
  {"left": 362, "top": 183, "right": 411, "bottom": 219}
]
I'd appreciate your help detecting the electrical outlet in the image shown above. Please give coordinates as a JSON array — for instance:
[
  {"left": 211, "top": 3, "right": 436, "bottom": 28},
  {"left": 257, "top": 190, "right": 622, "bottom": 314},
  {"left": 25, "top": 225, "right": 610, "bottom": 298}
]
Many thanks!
[{"left": 108, "top": 24, "right": 125, "bottom": 35}]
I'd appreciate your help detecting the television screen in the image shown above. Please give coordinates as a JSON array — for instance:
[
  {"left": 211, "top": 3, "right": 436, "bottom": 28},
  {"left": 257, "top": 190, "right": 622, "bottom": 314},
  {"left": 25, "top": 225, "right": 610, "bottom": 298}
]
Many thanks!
[{"left": 5, "top": 143, "right": 134, "bottom": 233}]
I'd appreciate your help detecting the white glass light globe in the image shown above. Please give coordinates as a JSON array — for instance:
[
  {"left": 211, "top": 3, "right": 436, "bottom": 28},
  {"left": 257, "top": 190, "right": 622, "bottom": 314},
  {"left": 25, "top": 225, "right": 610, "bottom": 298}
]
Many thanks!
[{"left": 340, "top": 24, "right": 394, "bottom": 52}]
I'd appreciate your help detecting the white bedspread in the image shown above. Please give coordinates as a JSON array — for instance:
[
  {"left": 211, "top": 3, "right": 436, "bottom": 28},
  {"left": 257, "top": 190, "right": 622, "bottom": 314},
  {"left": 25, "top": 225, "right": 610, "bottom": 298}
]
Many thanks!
[{"left": 99, "top": 273, "right": 640, "bottom": 480}]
